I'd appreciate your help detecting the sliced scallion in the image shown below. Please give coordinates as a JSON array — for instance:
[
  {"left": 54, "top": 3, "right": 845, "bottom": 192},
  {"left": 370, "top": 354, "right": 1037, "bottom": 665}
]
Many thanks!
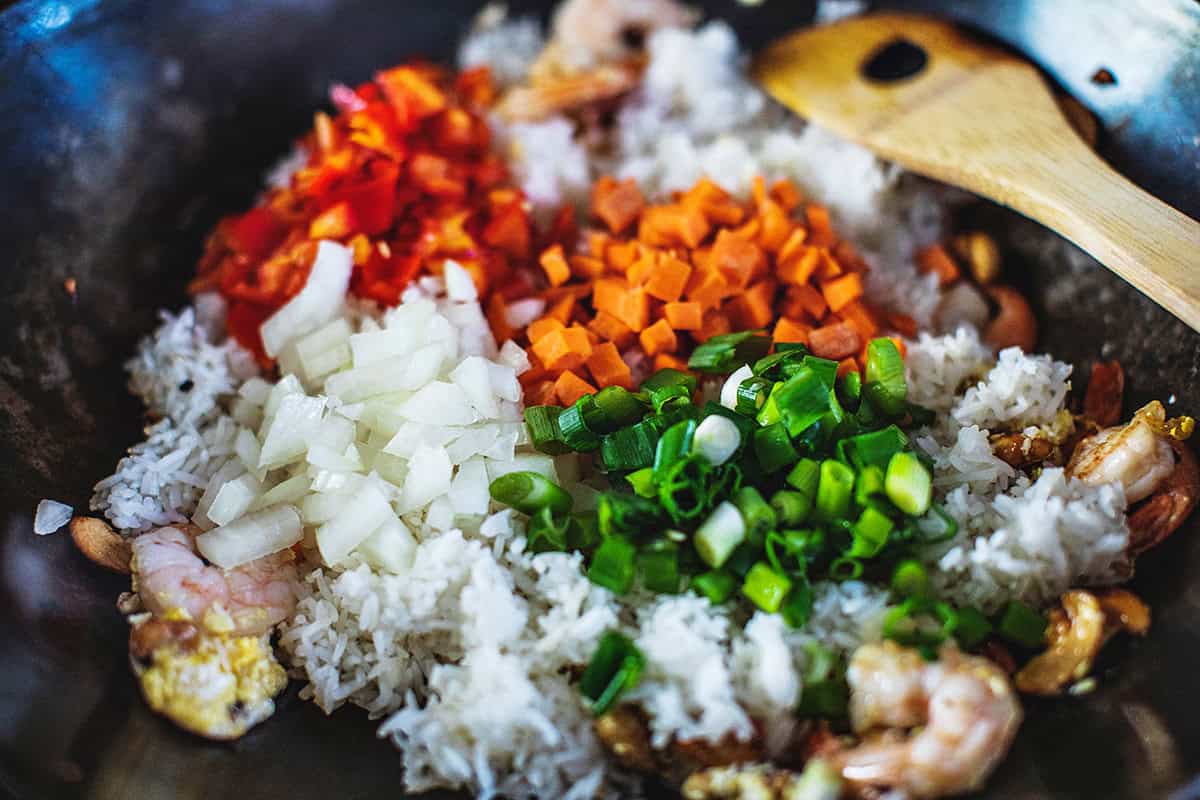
[
  {"left": 837, "top": 370, "right": 863, "bottom": 411},
  {"left": 658, "top": 455, "right": 711, "bottom": 522},
  {"left": 884, "top": 451, "right": 932, "bottom": 516},
  {"left": 997, "top": 600, "right": 1048, "bottom": 648},
  {"left": 854, "top": 465, "right": 886, "bottom": 507},
  {"left": 558, "top": 398, "right": 601, "bottom": 452},
  {"left": 693, "top": 414, "right": 742, "bottom": 466},
  {"left": 785, "top": 458, "right": 821, "bottom": 498},
  {"left": 733, "top": 486, "right": 776, "bottom": 547},
  {"left": 951, "top": 605, "right": 992, "bottom": 649},
  {"left": 694, "top": 501, "right": 747, "bottom": 569},
  {"left": 782, "top": 576, "right": 815, "bottom": 628},
  {"left": 863, "top": 338, "right": 908, "bottom": 417},
  {"left": 691, "top": 570, "right": 737, "bottom": 604},
  {"left": 776, "top": 368, "right": 833, "bottom": 437},
  {"left": 719, "top": 364, "right": 754, "bottom": 410},
  {"left": 753, "top": 422, "right": 798, "bottom": 473},
  {"left": 771, "top": 489, "right": 812, "bottom": 528},
  {"left": 815, "top": 460, "right": 856, "bottom": 522},
  {"left": 587, "top": 536, "right": 637, "bottom": 594},
  {"left": 639, "top": 540, "right": 681, "bottom": 593},
  {"left": 843, "top": 425, "right": 910, "bottom": 471},
  {"left": 625, "top": 467, "right": 657, "bottom": 498},
  {"left": 735, "top": 376, "right": 774, "bottom": 416},
  {"left": 489, "top": 471, "right": 574, "bottom": 516},
  {"left": 848, "top": 506, "right": 894, "bottom": 557},
  {"left": 742, "top": 562, "right": 792, "bottom": 613},
  {"left": 579, "top": 631, "right": 644, "bottom": 715},
  {"left": 592, "top": 386, "right": 647, "bottom": 431},
  {"left": 829, "top": 556, "right": 864, "bottom": 580},
  {"left": 890, "top": 558, "right": 930, "bottom": 599},
  {"left": 654, "top": 419, "right": 697, "bottom": 477},
  {"left": 524, "top": 405, "right": 570, "bottom": 455},
  {"left": 600, "top": 419, "right": 660, "bottom": 471},
  {"left": 688, "top": 331, "right": 771, "bottom": 373}
]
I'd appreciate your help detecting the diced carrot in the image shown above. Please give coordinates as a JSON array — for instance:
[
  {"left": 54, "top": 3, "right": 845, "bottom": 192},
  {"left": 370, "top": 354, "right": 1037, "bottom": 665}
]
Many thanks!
[
  {"left": 639, "top": 318, "right": 678, "bottom": 356},
  {"left": 531, "top": 326, "right": 592, "bottom": 371},
  {"left": 887, "top": 311, "right": 919, "bottom": 338},
  {"left": 770, "top": 178, "right": 803, "bottom": 213},
  {"left": 916, "top": 244, "right": 960, "bottom": 286},
  {"left": 773, "top": 317, "right": 812, "bottom": 345},
  {"left": 837, "top": 357, "right": 859, "bottom": 378},
  {"left": 710, "top": 229, "right": 767, "bottom": 290},
  {"left": 751, "top": 176, "right": 769, "bottom": 209},
  {"left": 539, "top": 244, "right": 571, "bottom": 287},
  {"left": 615, "top": 287, "right": 652, "bottom": 332},
  {"left": 527, "top": 379, "right": 559, "bottom": 406},
  {"left": 776, "top": 226, "right": 809, "bottom": 267},
  {"left": 539, "top": 282, "right": 592, "bottom": 304},
  {"left": 776, "top": 247, "right": 821, "bottom": 286},
  {"left": 644, "top": 255, "right": 692, "bottom": 302},
  {"left": 805, "top": 204, "right": 836, "bottom": 247},
  {"left": 592, "top": 176, "right": 645, "bottom": 234},
  {"left": 527, "top": 317, "right": 565, "bottom": 343},
  {"left": 820, "top": 272, "right": 864, "bottom": 312},
  {"left": 653, "top": 353, "right": 690, "bottom": 373},
  {"left": 808, "top": 321, "right": 863, "bottom": 360},
  {"left": 587, "top": 310, "right": 636, "bottom": 350},
  {"left": 570, "top": 255, "right": 607, "bottom": 279},
  {"left": 626, "top": 252, "right": 658, "bottom": 286},
  {"left": 544, "top": 293, "right": 576, "bottom": 325},
  {"left": 725, "top": 280, "right": 777, "bottom": 330},
  {"left": 586, "top": 229, "right": 612, "bottom": 258},
  {"left": 664, "top": 301, "right": 703, "bottom": 330},
  {"left": 593, "top": 277, "right": 629, "bottom": 316},
  {"left": 695, "top": 309, "right": 732, "bottom": 343},
  {"left": 587, "top": 341, "right": 634, "bottom": 389},
  {"left": 833, "top": 240, "right": 867, "bottom": 273},
  {"left": 486, "top": 293, "right": 514, "bottom": 345},
  {"left": 605, "top": 239, "right": 640, "bottom": 273},
  {"left": 685, "top": 267, "right": 730, "bottom": 310},
  {"left": 731, "top": 217, "right": 762, "bottom": 244},
  {"left": 681, "top": 178, "right": 745, "bottom": 226},
  {"left": 519, "top": 362, "right": 551, "bottom": 388},
  {"left": 815, "top": 248, "right": 843, "bottom": 280},
  {"left": 838, "top": 299, "right": 881, "bottom": 340},
  {"left": 554, "top": 370, "right": 597, "bottom": 407},
  {"left": 788, "top": 283, "right": 827, "bottom": 320},
  {"left": 756, "top": 199, "right": 793, "bottom": 253},
  {"left": 639, "top": 204, "right": 711, "bottom": 249}
]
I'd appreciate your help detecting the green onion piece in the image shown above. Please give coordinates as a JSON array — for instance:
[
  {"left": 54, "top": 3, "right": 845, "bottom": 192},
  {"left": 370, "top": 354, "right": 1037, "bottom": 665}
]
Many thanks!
[
  {"left": 639, "top": 540, "right": 681, "bottom": 593},
  {"left": 707, "top": 461, "right": 743, "bottom": 505},
  {"left": 844, "top": 425, "right": 910, "bottom": 471},
  {"left": 736, "top": 376, "right": 774, "bottom": 416},
  {"left": 782, "top": 575, "right": 815, "bottom": 628},
  {"left": 694, "top": 501, "right": 747, "bottom": 569},
  {"left": 724, "top": 542, "right": 758, "bottom": 578},
  {"left": 838, "top": 370, "right": 863, "bottom": 411},
  {"left": 592, "top": 386, "right": 648, "bottom": 431},
  {"left": 733, "top": 487, "right": 777, "bottom": 547},
  {"left": 640, "top": 368, "right": 698, "bottom": 395},
  {"left": 753, "top": 422, "right": 799, "bottom": 473},
  {"left": 756, "top": 382, "right": 785, "bottom": 426},
  {"left": 882, "top": 597, "right": 943, "bottom": 646},
  {"left": 688, "top": 331, "right": 771, "bottom": 373},
  {"left": 815, "top": 460, "right": 856, "bottom": 522},
  {"left": 776, "top": 368, "right": 833, "bottom": 437},
  {"left": 526, "top": 507, "right": 572, "bottom": 553},
  {"left": 829, "top": 556, "right": 864, "bottom": 580},
  {"left": 625, "top": 467, "right": 657, "bottom": 498},
  {"left": 703, "top": 401, "right": 757, "bottom": 444},
  {"left": 588, "top": 536, "right": 638, "bottom": 594},
  {"left": 951, "top": 605, "right": 993, "bottom": 649},
  {"left": 693, "top": 414, "right": 742, "bottom": 466},
  {"left": 558, "top": 398, "right": 601, "bottom": 451},
  {"left": 654, "top": 419, "right": 697, "bottom": 477},
  {"left": 854, "top": 465, "right": 886, "bottom": 507},
  {"left": 907, "top": 402, "right": 936, "bottom": 427},
  {"left": 997, "top": 600, "right": 1048, "bottom": 648},
  {"left": 916, "top": 504, "right": 958, "bottom": 543},
  {"left": 884, "top": 451, "right": 932, "bottom": 516},
  {"left": 785, "top": 458, "right": 821, "bottom": 498},
  {"left": 796, "top": 677, "right": 849, "bottom": 717},
  {"left": 890, "top": 558, "right": 931, "bottom": 599},
  {"left": 753, "top": 349, "right": 808, "bottom": 381},
  {"left": 768, "top": 528, "right": 824, "bottom": 574},
  {"left": 775, "top": 342, "right": 808, "bottom": 353},
  {"left": 524, "top": 405, "right": 571, "bottom": 455},
  {"left": 848, "top": 506, "right": 894, "bottom": 558},
  {"left": 597, "top": 492, "right": 664, "bottom": 538},
  {"left": 659, "top": 455, "right": 712, "bottom": 523},
  {"left": 579, "top": 631, "right": 645, "bottom": 715},
  {"left": 571, "top": 512, "right": 601, "bottom": 551},
  {"left": 800, "top": 355, "right": 839, "bottom": 387},
  {"left": 600, "top": 419, "right": 661, "bottom": 471},
  {"left": 489, "top": 471, "right": 574, "bottom": 516},
  {"left": 771, "top": 490, "right": 812, "bottom": 528},
  {"left": 864, "top": 337, "right": 908, "bottom": 417},
  {"left": 742, "top": 562, "right": 793, "bottom": 613},
  {"left": 691, "top": 570, "right": 737, "bottom": 604}
]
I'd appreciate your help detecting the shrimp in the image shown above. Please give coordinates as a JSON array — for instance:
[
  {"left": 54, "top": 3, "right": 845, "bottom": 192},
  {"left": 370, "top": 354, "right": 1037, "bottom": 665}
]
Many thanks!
[
  {"left": 543, "top": 0, "right": 698, "bottom": 73},
  {"left": 131, "top": 525, "right": 301, "bottom": 637},
  {"left": 983, "top": 284, "right": 1036, "bottom": 352},
  {"left": 1067, "top": 401, "right": 1184, "bottom": 504},
  {"left": 831, "top": 641, "right": 1021, "bottom": 799},
  {"left": 1127, "top": 442, "right": 1199, "bottom": 555}
]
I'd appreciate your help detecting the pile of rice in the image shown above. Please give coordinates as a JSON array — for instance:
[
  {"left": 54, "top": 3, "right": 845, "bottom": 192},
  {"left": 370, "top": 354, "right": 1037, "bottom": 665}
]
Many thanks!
[{"left": 76, "top": 5, "right": 1133, "bottom": 798}]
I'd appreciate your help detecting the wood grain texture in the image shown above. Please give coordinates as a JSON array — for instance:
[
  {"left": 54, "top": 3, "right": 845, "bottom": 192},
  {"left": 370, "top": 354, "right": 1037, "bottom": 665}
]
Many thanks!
[{"left": 753, "top": 13, "right": 1200, "bottom": 332}]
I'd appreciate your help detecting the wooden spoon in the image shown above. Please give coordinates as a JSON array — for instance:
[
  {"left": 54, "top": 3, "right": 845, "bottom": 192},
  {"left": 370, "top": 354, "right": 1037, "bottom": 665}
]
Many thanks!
[{"left": 753, "top": 13, "right": 1200, "bottom": 332}]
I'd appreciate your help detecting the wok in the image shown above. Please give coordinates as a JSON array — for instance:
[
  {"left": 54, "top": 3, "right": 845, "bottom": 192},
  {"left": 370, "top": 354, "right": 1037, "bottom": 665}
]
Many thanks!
[{"left": 2, "top": 1, "right": 1198, "bottom": 798}]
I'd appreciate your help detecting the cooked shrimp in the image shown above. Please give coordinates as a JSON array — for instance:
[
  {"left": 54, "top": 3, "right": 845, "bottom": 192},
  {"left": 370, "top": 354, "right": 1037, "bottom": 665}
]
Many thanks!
[
  {"left": 983, "top": 284, "right": 1036, "bottom": 352},
  {"left": 831, "top": 641, "right": 1021, "bottom": 799},
  {"left": 543, "top": 0, "right": 697, "bottom": 72},
  {"left": 1127, "top": 442, "right": 1199, "bottom": 555},
  {"left": 1067, "top": 401, "right": 1180, "bottom": 504},
  {"left": 131, "top": 525, "right": 301, "bottom": 637}
]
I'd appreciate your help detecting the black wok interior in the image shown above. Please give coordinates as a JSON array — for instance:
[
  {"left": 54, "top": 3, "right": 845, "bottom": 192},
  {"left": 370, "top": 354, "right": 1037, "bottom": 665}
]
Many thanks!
[{"left": 2, "top": 1, "right": 1199, "bottom": 798}]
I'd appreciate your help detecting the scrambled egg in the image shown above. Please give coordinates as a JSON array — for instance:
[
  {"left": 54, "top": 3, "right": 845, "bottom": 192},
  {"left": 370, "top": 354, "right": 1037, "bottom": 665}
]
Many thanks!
[{"left": 131, "top": 609, "right": 287, "bottom": 740}]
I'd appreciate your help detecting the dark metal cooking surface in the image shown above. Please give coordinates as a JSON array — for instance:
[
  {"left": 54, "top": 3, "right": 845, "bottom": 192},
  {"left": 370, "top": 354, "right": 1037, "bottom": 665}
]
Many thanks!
[{"left": 0, "top": 1, "right": 1197, "bottom": 798}]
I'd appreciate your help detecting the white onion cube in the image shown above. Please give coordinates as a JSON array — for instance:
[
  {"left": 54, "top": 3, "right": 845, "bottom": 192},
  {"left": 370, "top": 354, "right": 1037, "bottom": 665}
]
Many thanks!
[
  {"left": 258, "top": 393, "right": 326, "bottom": 470},
  {"left": 400, "top": 444, "right": 453, "bottom": 512},
  {"left": 316, "top": 480, "right": 394, "bottom": 565},
  {"left": 260, "top": 240, "right": 352, "bottom": 357},
  {"left": 196, "top": 505, "right": 302, "bottom": 569},
  {"left": 355, "top": 516, "right": 417, "bottom": 575}
]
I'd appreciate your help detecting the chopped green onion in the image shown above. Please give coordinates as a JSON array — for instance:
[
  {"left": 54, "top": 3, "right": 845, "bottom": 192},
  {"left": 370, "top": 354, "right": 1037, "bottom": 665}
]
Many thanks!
[
  {"left": 907, "top": 402, "right": 936, "bottom": 427},
  {"left": 588, "top": 536, "right": 637, "bottom": 594},
  {"left": 829, "top": 556, "right": 864, "bottom": 580},
  {"left": 625, "top": 467, "right": 657, "bottom": 498},
  {"left": 842, "top": 425, "right": 910, "bottom": 471},
  {"left": 735, "top": 376, "right": 774, "bottom": 416},
  {"left": 776, "top": 368, "right": 833, "bottom": 437},
  {"left": 815, "top": 460, "right": 856, "bottom": 522},
  {"left": 693, "top": 414, "right": 742, "bottom": 466},
  {"left": 742, "top": 562, "right": 792, "bottom": 613},
  {"left": 756, "top": 382, "right": 785, "bottom": 426},
  {"left": 775, "top": 342, "right": 808, "bottom": 353},
  {"left": 848, "top": 506, "right": 894, "bottom": 557},
  {"left": 558, "top": 398, "right": 601, "bottom": 451},
  {"left": 597, "top": 493, "right": 663, "bottom": 538},
  {"left": 882, "top": 597, "right": 943, "bottom": 646},
  {"left": 733, "top": 486, "right": 777, "bottom": 547},
  {"left": 768, "top": 528, "right": 824, "bottom": 575},
  {"left": 489, "top": 471, "right": 574, "bottom": 516},
  {"left": 951, "top": 605, "right": 992, "bottom": 649},
  {"left": 782, "top": 576, "right": 815, "bottom": 628},
  {"left": 592, "top": 386, "right": 647, "bottom": 431},
  {"left": 707, "top": 461, "right": 743, "bottom": 504},
  {"left": 785, "top": 458, "right": 821, "bottom": 498},
  {"left": 654, "top": 419, "right": 697, "bottom": 477},
  {"left": 837, "top": 370, "right": 863, "bottom": 411},
  {"left": 719, "top": 364, "right": 754, "bottom": 410},
  {"left": 600, "top": 419, "right": 661, "bottom": 471},
  {"left": 753, "top": 422, "right": 798, "bottom": 473},
  {"left": 800, "top": 355, "right": 839, "bottom": 387},
  {"left": 691, "top": 570, "right": 737, "bottom": 604},
  {"left": 796, "top": 678, "right": 849, "bottom": 717},
  {"left": 771, "top": 490, "right": 812, "bottom": 528},
  {"left": 884, "top": 452, "right": 932, "bottom": 516},
  {"left": 658, "top": 455, "right": 712, "bottom": 522},
  {"left": 724, "top": 542, "right": 758, "bottom": 578},
  {"left": 640, "top": 368, "right": 697, "bottom": 395},
  {"left": 854, "top": 465, "right": 886, "bottom": 507},
  {"left": 703, "top": 401, "right": 757, "bottom": 443},
  {"left": 694, "top": 501, "right": 746, "bottom": 569},
  {"left": 915, "top": 504, "right": 958, "bottom": 543},
  {"left": 997, "top": 600, "right": 1048, "bottom": 648},
  {"left": 688, "top": 331, "right": 771, "bottom": 373},
  {"left": 526, "top": 507, "right": 572, "bottom": 553},
  {"left": 524, "top": 405, "right": 570, "bottom": 455},
  {"left": 890, "top": 558, "right": 930, "bottom": 599},
  {"left": 639, "top": 540, "right": 681, "bottom": 593},
  {"left": 579, "top": 631, "right": 644, "bottom": 715},
  {"left": 863, "top": 338, "right": 908, "bottom": 417}
]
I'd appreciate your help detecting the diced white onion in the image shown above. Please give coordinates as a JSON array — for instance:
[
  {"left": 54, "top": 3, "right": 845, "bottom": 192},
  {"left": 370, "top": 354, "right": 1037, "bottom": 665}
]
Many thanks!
[
  {"left": 399, "top": 381, "right": 478, "bottom": 426},
  {"left": 301, "top": 490, "right": 351, "bottom": 525},
  {"left": 720, "top": 364, "right": 754, "bottom": 410},
  {"left": 206, "top": 473, "right": 263, "bottom": 527},
  {"left": 400, "top": 444, "right": 454, "bottom": 512},
  {"left": 238, "top": 376, "right": 273, "bottom": 406},
  {"left": 451, "top": 356, "right": 501, "bottom": 420},
  {"left": 448, "top": 458, "right": 490, "bottom": 516},
  {"left": 258, "top": 394, "right": 326, "bottom": 470},
  {"left": 296, "top": 317, "right": 352, "bottom": 360},
  {"left": 260, "top": 240, "right": 352, "bottom": 357},
  {"left": 316, "top": 479, "right": 394, "bottom": 565},
  {"left": 196, "top": 504, "right": 302, "bottom": 569},
  {"left": 355, "top": 516, "right": 417, "bottom": 575},
  {"left": 251, "top": 474, "right": 310, "bottom": 511},
  {"left": 235, "top": 427, "right": 263, "bottom": 477},
  {"left": 694, "top": 415, "right": 742, "bottom": 466},
  {"left": 497, "top": 340, "right": 531, "bottom": 375},
  {"left": 504, "top": 298, "right": 545, "bottom": 328},
  {"left": 263, "top": 374, "right": 304, "bottom": 419},
  {"left": 486, "top": 453, "right": 558, "bottom": 483},
  {"left": 193, "top": 460, "right": 246, "bottom": 530},
  {"left": 486, "top": 361, "right": 521, "bottom": 402},
  {"left": 33, "top": 499, "right": 73, "bottom": 535},
  {"left": 443, "top": 260, "right": 478, "bottom": 302}
]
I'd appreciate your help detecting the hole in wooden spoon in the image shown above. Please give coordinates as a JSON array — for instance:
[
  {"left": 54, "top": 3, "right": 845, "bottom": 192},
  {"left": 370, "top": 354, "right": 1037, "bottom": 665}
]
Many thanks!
[{"left": 861, "top": 37, "right": 928, "bottom": 83}]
